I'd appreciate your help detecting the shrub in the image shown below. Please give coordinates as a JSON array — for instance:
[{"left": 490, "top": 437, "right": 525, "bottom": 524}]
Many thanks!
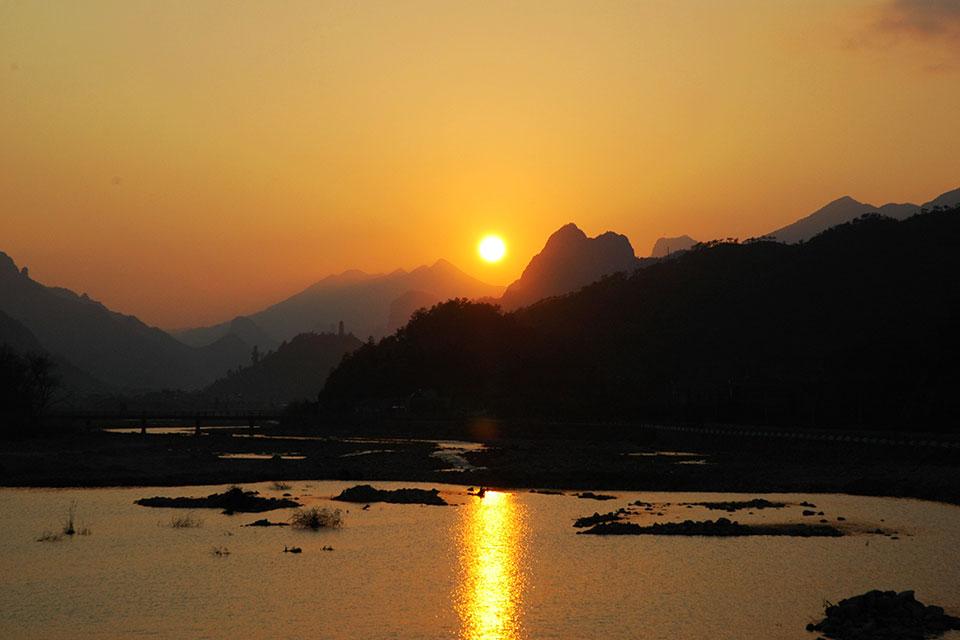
[
  {"left": 61, "top": 501, "right": 90, "bottom": 536},
  {"left": 290, "top": 507, "right": 343, "bottom": 530},
  {"left": 62, "top": 501, "right": 76, "bottom": 536},
  {"left": 167, "top": 514, "right": 203, "bottom": 529}
]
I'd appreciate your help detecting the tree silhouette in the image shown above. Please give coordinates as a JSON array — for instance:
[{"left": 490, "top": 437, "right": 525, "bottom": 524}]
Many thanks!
[{"left": 0, "top": 346, "right": 60, "bottom": 433}]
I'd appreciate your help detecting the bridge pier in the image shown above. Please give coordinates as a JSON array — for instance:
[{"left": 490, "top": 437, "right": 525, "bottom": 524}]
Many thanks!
[
  {"left": 140, "top": 417, "right": 147, "bottom": 435},
  {"left": 194, "top": 418, "right": 201, "bottom": 437}
]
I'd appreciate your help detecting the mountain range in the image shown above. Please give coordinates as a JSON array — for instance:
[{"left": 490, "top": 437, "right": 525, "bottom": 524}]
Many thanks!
[
  {"left": 0, "top": 253, "right": 249, "bottom": 390},
  {"left": 323, "top": 202, "right": 960, "bottom": 429},
  {"left": 174, "top": 259, "right": 504, "bottom": 348},
  {"left": 648, "top": 187, "right": 960, "bottom": 250},
  {"left": 3, "top": 184, "right": 958, "bottom": 397},
  {"left": 768, "top": 187, "right": 960, "bottom": 244}
]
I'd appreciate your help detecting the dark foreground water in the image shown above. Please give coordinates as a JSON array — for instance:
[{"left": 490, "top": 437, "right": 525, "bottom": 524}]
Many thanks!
[{"left": 1, "top": 482, "right": 958, "bottom": 639}]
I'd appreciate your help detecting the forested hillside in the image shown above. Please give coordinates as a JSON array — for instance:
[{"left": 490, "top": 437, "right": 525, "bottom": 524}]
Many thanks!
[{"left": 323, "top": 206, "right": 960, "bottom": 430}]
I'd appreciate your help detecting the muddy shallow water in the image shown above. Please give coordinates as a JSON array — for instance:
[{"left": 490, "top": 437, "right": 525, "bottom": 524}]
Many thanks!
[{"left": 1, "top": 482, "right": 958, "bottom": 639}]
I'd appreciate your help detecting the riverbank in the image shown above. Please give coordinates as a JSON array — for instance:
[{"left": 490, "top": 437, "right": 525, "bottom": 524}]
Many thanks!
[{"left": 1, "top": 422, "right": 958, "bottom": 505}]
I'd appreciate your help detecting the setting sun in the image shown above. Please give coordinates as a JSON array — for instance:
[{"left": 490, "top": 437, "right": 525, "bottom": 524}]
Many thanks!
[{"left": 478, "top": 235, "right": 507, "bottom": 263}]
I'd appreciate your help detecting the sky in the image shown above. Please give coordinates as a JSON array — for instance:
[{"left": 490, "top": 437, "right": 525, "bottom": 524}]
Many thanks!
[{"left": 2, "top": 0, "right": 959, "bottom": 328}]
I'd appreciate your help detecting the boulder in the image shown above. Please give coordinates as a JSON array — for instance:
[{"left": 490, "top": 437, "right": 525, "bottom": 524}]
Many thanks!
[{"left": 807, "top": 590, "right": 960, "bottom": 639}]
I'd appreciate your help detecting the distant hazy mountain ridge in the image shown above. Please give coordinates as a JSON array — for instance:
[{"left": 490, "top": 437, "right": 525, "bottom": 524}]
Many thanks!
[
  {"left": 650, "top": 235, "right": 698, "bottom": 258},
  {"left": 0, "top": 252, "right": 249, "bottom": 390},
  {"left": 202, "top": 331, "right": 363, "bottom": 406},
  {"left": 386, "top": 290, "right": 441, "bottom": 335},
  {"left": 177, "top": 259, "right": 504, "bottom": 346},
  {"left": 768, "top": 187, "right": 960, "bottom": 244}
]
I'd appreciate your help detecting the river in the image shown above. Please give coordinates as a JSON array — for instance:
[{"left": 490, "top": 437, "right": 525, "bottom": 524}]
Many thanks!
[{"left": 1, "top": 482, "right": 958, "bottom": 639}]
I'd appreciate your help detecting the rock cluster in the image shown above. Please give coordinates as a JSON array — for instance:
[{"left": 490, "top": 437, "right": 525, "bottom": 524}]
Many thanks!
[
  {"left": 332, "top": 484, "right": 447, "bottom": 506},
  {"left": 682, "top": 498, "right": 786, "bottom": 512},
  {"left": 806, "top": 590, "right": 960, "bottom": 640},
  {"left": 573, "top": 509, "right": 627, "bottom": 528},
  {"left": 579, "top": 517, "right": 844, "bottom": 537},
  {"left": 575, "top": 492, "right": 617, "bottom": 501},
  {"left": 243, "top": 518, "right": 289, "bottom": 527},
  {"left": 135, "top": 487, "right": 300, "bottom": 513}
]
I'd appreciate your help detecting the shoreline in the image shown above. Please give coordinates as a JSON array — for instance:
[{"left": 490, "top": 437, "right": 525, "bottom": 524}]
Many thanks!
[{"left": 2, "top": 425, "right": 959, "bottom": 506}]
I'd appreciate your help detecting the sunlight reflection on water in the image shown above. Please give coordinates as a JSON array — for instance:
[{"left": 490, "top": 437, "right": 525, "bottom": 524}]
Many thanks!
[{"left": 457, "top": 491, "right": 527, "bottom": 640}]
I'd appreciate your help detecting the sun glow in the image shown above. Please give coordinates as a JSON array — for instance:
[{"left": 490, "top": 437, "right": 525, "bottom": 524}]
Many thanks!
[{"left": 478, "top": 235, "right": 507, "bottom": 263}]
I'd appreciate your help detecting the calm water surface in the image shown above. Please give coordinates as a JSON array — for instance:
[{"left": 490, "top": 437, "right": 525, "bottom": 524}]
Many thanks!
[{"left": 1, "top": 482, "right": 958, "bottom": 639}]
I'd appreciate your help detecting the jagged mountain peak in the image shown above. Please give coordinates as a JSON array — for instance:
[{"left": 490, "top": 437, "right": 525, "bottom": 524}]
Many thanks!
[
  {"left": 500, "top": 223, "right": 639, "bottom": 310},
  {"left": 546, "top": 223, "right": 589, "bottom": 243}
]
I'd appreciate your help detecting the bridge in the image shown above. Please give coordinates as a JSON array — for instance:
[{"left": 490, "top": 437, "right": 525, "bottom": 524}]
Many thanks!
[{"left": 50, "top": 410, "right": 285, "bottom": 435}]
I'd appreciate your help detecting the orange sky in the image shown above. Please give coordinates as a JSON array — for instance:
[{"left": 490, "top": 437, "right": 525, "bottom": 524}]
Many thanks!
[{"left": 2, "top": 0, "right": 959, "bottom": 328}]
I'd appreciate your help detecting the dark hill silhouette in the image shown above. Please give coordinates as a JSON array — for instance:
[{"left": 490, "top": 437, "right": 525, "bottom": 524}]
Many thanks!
[
  {"left": 650, "top": 235, "right": 697, "bottom": 258},
  {"left": 172, "top": 314, "right": 277, "bottom": 352},
  {"left": 0, "top": 308, "right": 44, "bottom": 353},
  {"left": 202, "top": 331, "right": 362, "bottom": 407},
  {"left": 325, "top": 299, "right": 523, "bottom": 408},
  {"left": 767, "top": 187, "right": 960, "bottom": 244},
  {"left": 386, "top": 290, "right": 440, "bottom": 334},
  {"left": 500, "top": 223, "right": 644, "bottom": 310},
  {"left": 323, "top": 205, "right": 960, "bottom": 430},
  {"left": 0, "top": 308, "right": 108, "bottom": 395},
  {"left": 0, "top": 252, "right": 249, "bottom": 390},
  {"left": 223, "top": 316, "right": 279, "bottom": 352},
  {"left": 925, "top": 187, "right": 960, "bottom": 210},
  {"left": 176, "top": 259, "right": 503, "bottom": 346}
]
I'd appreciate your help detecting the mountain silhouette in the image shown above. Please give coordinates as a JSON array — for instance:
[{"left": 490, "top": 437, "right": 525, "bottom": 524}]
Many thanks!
[
  {"left": 386, "top": 290, "right": 441, "bottom": 334},
  {"left": 924, "top": 187, "right": 960, "bottom": 210},
  {"left": 650, "top": 235, "right": 698, "bottom": 258},
  {"left": 177, "top": 259, "right": 503, "bottom": 346},
  {"left": 500, "top": 223, "right": 642, "bottom": 310},
  {"left": 768, "top": 187, "right": 960, "bottom": 243},
  {"left": 0, "top": 308, "right": 111, "bottom": 395},
  {"left": 0, "top": 308, "right": 44, "bottom": 354},
  {"left": 202, "top": 331, "right": 363, "bottom": 407},
  {"left": 227, "top": 316, "right": 278, "bottom": 351},
  {"left": 0, "top": 252, "right": 249, "bottom": 390},
  {"left": 324, "top": 204, "right": 960, "bottom": 430}
]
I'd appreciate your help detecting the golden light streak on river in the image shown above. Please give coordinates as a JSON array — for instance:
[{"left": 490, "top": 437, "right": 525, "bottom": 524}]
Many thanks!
[{"left": 456, "top": 490, "right": 528, "bottom": 640}]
